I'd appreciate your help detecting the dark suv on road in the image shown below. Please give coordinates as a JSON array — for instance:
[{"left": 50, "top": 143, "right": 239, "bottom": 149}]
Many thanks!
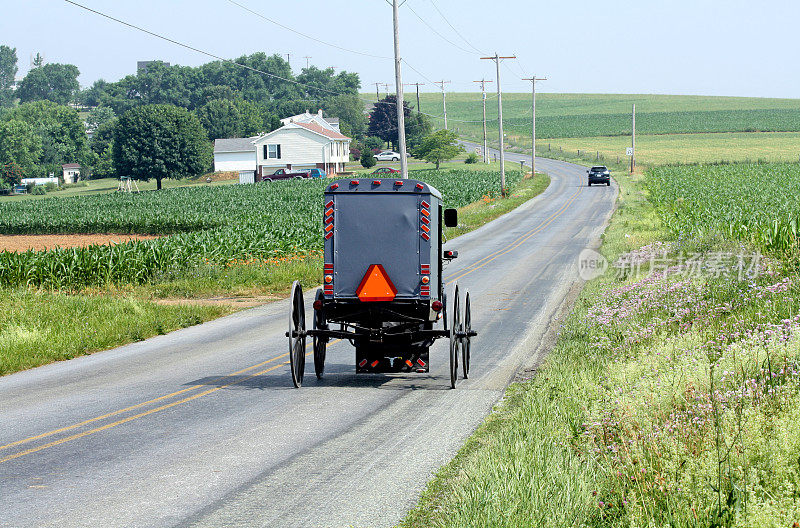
[{"left": 587, "top": 166, "right": 611, "bottom": 186}]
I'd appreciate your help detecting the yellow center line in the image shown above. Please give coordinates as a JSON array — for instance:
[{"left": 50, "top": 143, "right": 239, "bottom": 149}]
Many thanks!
[
  {"left": 0, "top": 352, "right": 289, "bottom": 453},
  {"left": 2, "top": 338, "right": 342, "bottom": 461},
  {"left": 0, "top": 357, "right": 299, "bottom": 465},
  {"left": 445, "top": 172, "right": 583, "bottom": 285}
]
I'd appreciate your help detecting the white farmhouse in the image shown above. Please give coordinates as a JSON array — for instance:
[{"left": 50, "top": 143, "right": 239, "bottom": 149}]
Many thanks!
[
  {"left": 213, "top": 136, "right": 258, "bottom": 172},
  {"left": 253, "top": 121, "right": 350, "bottom": 178}
]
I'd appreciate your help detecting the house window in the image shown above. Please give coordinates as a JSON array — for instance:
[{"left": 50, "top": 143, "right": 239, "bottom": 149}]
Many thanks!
[{"left": 265, "top": 144, "right": 281, "bottom": 159}]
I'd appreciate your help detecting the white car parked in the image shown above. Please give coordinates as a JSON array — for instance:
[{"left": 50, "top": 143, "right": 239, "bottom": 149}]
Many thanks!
[{"left": 374, "top": 150, "right": 402, "bottom": 161}]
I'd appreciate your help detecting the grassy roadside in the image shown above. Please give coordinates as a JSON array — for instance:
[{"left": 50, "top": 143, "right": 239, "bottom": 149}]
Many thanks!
[
  {"left": 0, "top": 169, "right": 549, "bottom": 376},
  {"left": 402, "top": 160, "right": 800, "bottom": 526}
]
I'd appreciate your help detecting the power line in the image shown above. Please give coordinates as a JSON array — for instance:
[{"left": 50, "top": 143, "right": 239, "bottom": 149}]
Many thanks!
[
  {"left": 225, "top": 0, "right": 393, "bottom": 60},
  {"left": 405, "top": 2, "right": 476, "bottom": 55},
  {"left": 64, "top": 0, "right": 347, "bottom": 98},
  {"left": 426, "top": 0, "right": 486, "bottom": 55}
]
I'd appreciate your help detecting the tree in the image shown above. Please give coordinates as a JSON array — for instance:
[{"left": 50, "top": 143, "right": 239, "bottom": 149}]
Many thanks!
[
  {"left": 0, "top": 120, "right": 41, "bottom": 176},
  {"left": 413, "top": 130, "right": 464, "bottom": 169},
  {"left": 323, "top": 93, "right": 366, "bottom": 138},
  {"left": 0, "top": 163, "right": 24, "bottom": 189},
  {"left": 17, "top": 63, "right": 80, "bottom": 105},
  {"left": 368, "top": 95, "right": 411, "bottom": 150},
  {"left": 360, "top": 150, "right": 376, "bottom": 168},
  {"left": 0, "top": 45, "right": 18, "bottom": 108},
  {"left": 5, "top": 101, "right": 88, "bottom": 171},
  {"left": 113, "top": 104, "right": 211, "bottom": 189},
  {"left": 196, "top": 98, "right": 278, "bottom": 140},
  {"left": 90, "top": 118, "right": 117, "bottom": 155},
  {"left": 86, "top": 106, "right": 116, "bottom": 132}
]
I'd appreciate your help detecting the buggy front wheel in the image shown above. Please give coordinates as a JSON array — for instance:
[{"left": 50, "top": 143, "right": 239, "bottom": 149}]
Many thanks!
[
  {"left": 313, "top": 289, "right": 328, "bottom": 379},
  {"left": 462, "top": 290, "right": 471, "bottom": 379},
  {"left": 449, "top": 284, "right": 461, "bottom": 389}
]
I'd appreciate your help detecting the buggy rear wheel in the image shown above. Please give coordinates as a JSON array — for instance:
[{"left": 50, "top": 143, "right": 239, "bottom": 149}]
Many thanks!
[
  {"left": 462, "top": 290, "right": 471, "bottom": 379},
  {"left": 288, "top": 281, "right": 306, "bottom": 387},
  {"left": 313, "top": 289, "right": 327, "bottom": 379},
  {"left": 449, "top": 284, "right": 460, "bottom": 389}
]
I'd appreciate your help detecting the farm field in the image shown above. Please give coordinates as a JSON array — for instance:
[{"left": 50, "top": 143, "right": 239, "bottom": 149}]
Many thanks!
[
  {"left": 0, "top": 166, "right": 548, "bottom": 374},
  {"left": 538, "top": 131, "right": 800, "bottom": 165},
  {"left": 413, "top": 92, "right": 800, "bottom": 139},
  {"left": 404, "top": 161, "right": 800, "bottom": 526}
]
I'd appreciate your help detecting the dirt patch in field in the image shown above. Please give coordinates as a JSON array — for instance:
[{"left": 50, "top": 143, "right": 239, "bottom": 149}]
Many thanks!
[
  {"left": 154, "top": 295, "right": 281, "bottom": 308},
  {"left": 0, "top": 234, "right": 163, "bottom": 253}
]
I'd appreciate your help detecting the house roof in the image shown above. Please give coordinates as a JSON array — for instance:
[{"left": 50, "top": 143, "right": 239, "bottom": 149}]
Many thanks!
[
  {"left": 62, "top": 163, "right": 80, "bottom": 169},
  {"left": 294, "top": 122, "right": 349, "bottom": 140},
  {"left": 214, "top": 136, "right": 258, "bottom": 153}
]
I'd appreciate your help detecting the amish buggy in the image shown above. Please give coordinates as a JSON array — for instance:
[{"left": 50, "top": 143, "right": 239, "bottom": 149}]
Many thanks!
[{"left": 286, "top": 178, "right": 476, "bottom": 389}]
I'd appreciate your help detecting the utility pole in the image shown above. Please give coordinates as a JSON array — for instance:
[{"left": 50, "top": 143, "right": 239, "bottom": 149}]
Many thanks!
[
  {"left": 522, "top": 75, "right": 547, "bottom": 176},
  {"left": 473, "top": 79, "right": 492, "bottom": 163},
  {"left": 405, "top": 82, "right": 425, "bottom": 113},
  {"left": 434, "top": 80, "right": 451, "bottom": 129},
  {"left": 481, "top": 53, "right": 515, "bottom": 196},
  {"left": 631, "top": 103, "right": 636, "bottom": 173},
  {"left": 285, "top": 53, "right": 291, "bottom": 68},
  {"left": 303, "top": 56, "right": 311, "bottom": 69},
  {"left": 391, "top": 0, "right": 408, "bottom": 179},
  {"left": 374, "top": 82, "right": 381, "bottom": 101}
]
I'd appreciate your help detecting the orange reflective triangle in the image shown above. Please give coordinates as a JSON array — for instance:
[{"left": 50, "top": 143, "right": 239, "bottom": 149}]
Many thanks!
[{"left": 356, "top": 264, "right": 397, "bottom": 302}]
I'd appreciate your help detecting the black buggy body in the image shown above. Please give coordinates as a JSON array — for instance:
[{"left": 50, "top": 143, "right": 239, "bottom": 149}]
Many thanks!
[{"left": 286, "top": 177, "right": 476, "bottom": 388}]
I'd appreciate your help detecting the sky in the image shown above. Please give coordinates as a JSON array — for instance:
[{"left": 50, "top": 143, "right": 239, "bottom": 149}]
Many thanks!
[{"left": 1, "top": 0, "right": 799, "bottom": 98}]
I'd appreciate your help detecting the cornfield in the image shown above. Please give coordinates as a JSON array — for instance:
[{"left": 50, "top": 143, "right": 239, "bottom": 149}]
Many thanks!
[
  {"left": 0, "top": 169, "right": 520, "bottom": 289},
  {"left": 647, "top": 162, "right": 800, "bottom": 253}
]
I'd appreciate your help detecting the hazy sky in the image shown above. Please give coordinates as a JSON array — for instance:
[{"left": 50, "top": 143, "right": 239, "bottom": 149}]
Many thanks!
[{"left": 2, "top": 0, "right": 798, "bottom": 97}]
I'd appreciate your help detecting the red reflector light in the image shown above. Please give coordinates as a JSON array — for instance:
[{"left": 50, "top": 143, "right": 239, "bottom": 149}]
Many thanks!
[
  {"left": 370, "top": 360, "right": 380, "bottom": 368},
  {"left": 421, "top": 265, "right": 430, "bottom": 273},
  {"left": 330, "top": 183, "right": 339, "bottom": 190},
  {"left": 415, "top": 183, "right": 424, "bottom": 190},
  {"left": 325, "top": 208, "right": 334, "bottom": 217},
  {"left": 325, "top": 232, "right": 333, "bottom": 240},
  {"left": 405, "top": 359, "right": 413, "bottom": 368},
  {"left": 421, "top": 208, "right": 430, "bottom": 217},
  {"left": 373, "top": 180, "right": 381, "bottom": 185},
  {"left": 421, "top": 200, "right": 430, "bottom": 208},
  {"left": 324, "top": 224, "right": 334, "bottom": 233},
  {"left": 356, "top": 264, "right": 397, "bottom": 302},
  {"left": 421, "top": 232, "right": 430, "bottom": 241},
  {"left": 431, "top": 300, "right": 443, "bottom": 312},
  {"left": 325, "top": 200, "right": 334, "bottom": 208},
  {"left": 421, "top": 224, "right": 430, "bottom": 233},
  {"left": 324, "top": 264, "right": 334, "bottom": 271},
  {"left": 417, "top": 358, "right": 427, "bottom": 367},
  {"left": 350, "top": 180, "right": 359, "bottom": 185},
  {"left": 395, "top": 180, "right": 403, "bottom": 186},
  {"left": 358, "top": 359, "right": 367, "bottom": 367},
  {"left": 313, "top": 300, "right": 323, "bottom": 310},
  {"left": 420, "top": 216, "right": 430, "bottom": 225}
]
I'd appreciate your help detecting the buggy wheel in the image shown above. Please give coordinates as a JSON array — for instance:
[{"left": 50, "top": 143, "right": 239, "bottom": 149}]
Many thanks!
[
  {"left": 449, "top": 284, "right": 460, "bottom": 389},
  {"left": 288, "top": 281, "right": 306, "bottom": 387},
  {"left": 313, "top": 289, "right": 327, "bottom": 379},
  {"left": 462, "top": 290, "right": 471, "bottom": 379}
]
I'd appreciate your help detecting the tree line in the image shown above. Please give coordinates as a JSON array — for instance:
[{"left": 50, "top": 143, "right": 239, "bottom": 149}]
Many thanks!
[{"left": 0, "top": 43, "right": 455, "bottom": 191}]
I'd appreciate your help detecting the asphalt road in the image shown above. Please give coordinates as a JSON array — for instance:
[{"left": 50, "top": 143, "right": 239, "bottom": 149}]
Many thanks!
[{"left": 0, "top": 150, "right": 616, "bottom": 528}]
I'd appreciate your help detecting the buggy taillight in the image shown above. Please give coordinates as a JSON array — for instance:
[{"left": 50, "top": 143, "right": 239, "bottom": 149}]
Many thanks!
[{"left": 431, "top": 300, "right": 443, "bottom": 312}]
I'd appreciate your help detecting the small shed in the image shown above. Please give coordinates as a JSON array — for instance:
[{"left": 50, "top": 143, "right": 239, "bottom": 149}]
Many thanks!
[{"left": 62, "top": 164, "right": 80, "bottom": 184}]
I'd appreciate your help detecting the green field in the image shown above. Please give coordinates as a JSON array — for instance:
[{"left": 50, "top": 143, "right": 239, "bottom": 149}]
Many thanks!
[
  {"left": 539, "top": 132, "right": 800, "bottom": 165},
  {"left": 0, "top": 168, "right": 522, "bottom": 289},
  {"left": 648, "top": 162, "right": 800, "bottom": 252},
  {"left": 413, "top": 92, "right": 800, "bottom": 139}
]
